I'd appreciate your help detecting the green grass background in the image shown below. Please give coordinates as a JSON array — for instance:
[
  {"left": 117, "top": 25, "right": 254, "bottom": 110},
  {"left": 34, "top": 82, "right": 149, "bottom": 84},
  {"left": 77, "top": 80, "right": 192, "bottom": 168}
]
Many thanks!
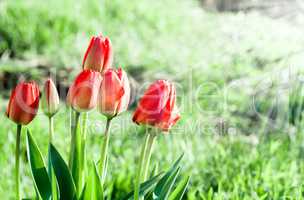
[{"left": 1, "top": 0, "right": 304, "bottom": 199}]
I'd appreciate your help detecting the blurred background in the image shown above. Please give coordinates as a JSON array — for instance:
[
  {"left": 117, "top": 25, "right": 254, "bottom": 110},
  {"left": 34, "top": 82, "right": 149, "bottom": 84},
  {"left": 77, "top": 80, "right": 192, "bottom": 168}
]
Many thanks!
[{"left": 1, "top": 0, "right": 304, "bottom": 199}]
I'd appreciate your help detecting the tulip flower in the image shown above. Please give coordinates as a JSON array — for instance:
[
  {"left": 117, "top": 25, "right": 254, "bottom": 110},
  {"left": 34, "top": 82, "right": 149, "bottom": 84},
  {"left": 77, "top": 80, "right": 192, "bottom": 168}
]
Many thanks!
[
  {"left": 6, "top": 81, "right": 40, "bottom": 125},
  {"left": 6, "top": 81, "right": 40, "bottom": 200},
  {"left": 133, "top": 80, "right": 180, "bottom": 200},
  {"left": 133, "top": 80, "right": 180, "bottom": 131},
  {"left": 67, "top": 70, "right": 102, "bottom": 112},
  {"left": 41, "top": 78, "right": 59, "bottom": 118},
  {"left": 98, "top": 68, "right": 130, "bottom": 118},
  {"left": 82, "top": 35, "right": 113, "bottom": 73}
]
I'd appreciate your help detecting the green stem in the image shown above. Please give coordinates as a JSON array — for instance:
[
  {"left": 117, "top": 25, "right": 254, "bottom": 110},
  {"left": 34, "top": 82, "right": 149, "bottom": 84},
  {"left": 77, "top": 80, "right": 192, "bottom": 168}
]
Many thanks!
[
  {"left": 142, "top": 132, "right": 156, "bottom": 181},
  {"left": 69, "top": 111, "right": 82, "bottom": 195},
  {"left": 15, "top": 124, "right": 22, "bottom": 200},
  {"left": 81, "top": 112, "right": 88, "bottom": 179},
  {"left": 99, "top": 118, "right": 112, "bottom": 182},
  {"left": 134, "top": 133, "right": 150, "bottom": 200},
  {"left": 48, "top": 116, "right": 57, "bottom": 200},
  {"left": 48, "top": 117, "right": 54, "bottom": 142},
  {"left": 68, "top": 109, "right": 75, "bottom": 167},
  {"left": 82, "top": 113, "right": 88, "bottom": 138}
]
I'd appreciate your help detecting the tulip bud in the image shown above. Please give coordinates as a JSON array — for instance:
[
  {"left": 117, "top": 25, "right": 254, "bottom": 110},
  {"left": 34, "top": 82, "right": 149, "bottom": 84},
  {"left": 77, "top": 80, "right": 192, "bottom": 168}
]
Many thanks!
[
  {"left": 67, "top": 70, "right": 102, "bottom": 112},
  {"left": 6, "top": 81, "right": 40, "bottom": 125},
  {"left": 41, "top": 78, "right": 60, "bottom": 117},
  {"left": 82, "top": 35, "right": 113, "bottom": 73},
  {"left": 132, "top": 80, "right": 180, "bottom": 131},
  {"left": 98, "top": 68, "right": 130, "bottom": 118}
]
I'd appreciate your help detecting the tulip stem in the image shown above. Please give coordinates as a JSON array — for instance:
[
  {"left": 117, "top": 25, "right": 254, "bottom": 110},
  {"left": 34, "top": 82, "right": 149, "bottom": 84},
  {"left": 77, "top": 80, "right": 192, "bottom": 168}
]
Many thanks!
[
  {"left": 48, "top": 116, "right": 58, "bottom": 200},
  {"left": 48, "top": 117, "right": 54, "bottom": 142},
  {"left": 69, "top": 111, "right": 82, "bottom": 196},
  {"left": 134, "top": 133, "right": 150, "bottom": 200},
  {"left": 99, "top": 118, "right": 112, "bottom": 182},
  {"left": 81, "top": 112, "right": 88, "bottom": 180},
  {"left": 15, "top": 124, "right": 22, "bottom": 200},
  {"left": 142, "top": 131, "right": 156, "bottom": 181},
  {"left": 68, "top": 109, "right": 74, "bottom": 167}
]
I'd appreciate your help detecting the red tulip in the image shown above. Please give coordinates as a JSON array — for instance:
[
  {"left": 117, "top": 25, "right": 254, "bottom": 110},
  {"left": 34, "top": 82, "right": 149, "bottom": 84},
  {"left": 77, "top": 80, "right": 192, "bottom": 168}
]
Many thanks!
[
  {"left": 6, "top": 82, "right": 40, "bottom": 125},
  {"left": 98, "top": 68, "right": 130, "bottom": 118},
  {"left": 67, "top": 70, "right": 102, "bottom": 112},
  {"left": 132, "top": 80, "right": 180, "bottom": 131},
  {"left": 82, "top": 35, "right": 113, "bottom": 73},
  {"left": 41, "top": 78, "right": 60, "bottom": 117}
]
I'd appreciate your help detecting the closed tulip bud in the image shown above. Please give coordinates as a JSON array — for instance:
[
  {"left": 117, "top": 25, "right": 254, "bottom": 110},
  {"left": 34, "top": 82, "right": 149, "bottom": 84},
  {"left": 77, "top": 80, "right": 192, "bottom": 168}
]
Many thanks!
[
  {"left": 98, "top": 68, "right": 130, "bottom": 118},
  {"left": 132, "top": 80, "right": 180, "bottom": 131},
  {"left": 67, "top": 70, "right": 102, "bottom": 112},
  {"left": 41, "top": 78, "right": 60, "bottom": 117},
  {"left": 82, "top": 35, "right": 113, "bottom": 73},
  {"left": 6, "top": 82, "right": 40, "bottom": 125}
]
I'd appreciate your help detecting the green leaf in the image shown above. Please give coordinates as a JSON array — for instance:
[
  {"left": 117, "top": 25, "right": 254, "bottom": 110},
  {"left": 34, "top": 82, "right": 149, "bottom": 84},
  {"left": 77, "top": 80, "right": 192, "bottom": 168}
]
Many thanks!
[
  {"left": 123, "top": 173, "right": 163, "bottom": 200},
  {"left": 79, "top": 162, "right": 103, "bottom": 200},
  {"left": 70, "top": 111, "right": 83, "bottom": 195},
  {"left": 50, "top": 144, "right": 77, "bottom": 200},
  {"left": 168, "top": 176, "right": 190, "bottom": 200},
  {"left": 158, "top": 167, "right": 181, "bottom": 200},
  {"left": 48, "top": 146, "right": 58, "bottom": 200},
  {"left": 154, "top": 154, "right": 183, "bottom": 197},
  {"left": 207, "top": 187, "right": 213, "bottom": 200},
  {"left": 26, "top": 131, "right": 52, "bottom": 200},
  {"left": 150, "top": 163, "right": 159, "bottom": 178}
]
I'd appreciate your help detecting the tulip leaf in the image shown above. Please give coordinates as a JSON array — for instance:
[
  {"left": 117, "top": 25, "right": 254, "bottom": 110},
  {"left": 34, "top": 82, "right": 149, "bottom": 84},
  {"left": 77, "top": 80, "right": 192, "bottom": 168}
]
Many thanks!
[
  {"left": 48, "top": 146, "right": 58, "bottom": 200},
  {"left": 150, "top": 163, "right": 159, "bottom": 178},
  {"left": 154, "top": 154, "right": 183, "bottom": 197},
  {"left": 50, "top": 144, "right": 77, "bottom": 200},
  {"left": 168, "top": 176, "right": 190, "bottom": 200},
  {"left": 79, "top": 162, "right": 103, "bottom": 200},
  {"left": 157, "top": 167, "right": 181, "bottom": 200},
  {"left": 70, "top": 111, "right": 83, "bottom": 195},
  {"left": 123, "top": 173, "right": 163, "bottom": 200},
  {"left": 26, "top": 131, "right": 52, "bottom": 200}
]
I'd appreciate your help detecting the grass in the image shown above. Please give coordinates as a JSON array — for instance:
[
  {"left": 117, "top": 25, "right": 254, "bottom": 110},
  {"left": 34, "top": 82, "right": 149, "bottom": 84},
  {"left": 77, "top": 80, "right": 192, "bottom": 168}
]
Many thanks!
[
  {"left": 1, "top": 0, "right": 304, "bottom": 199},
  {"left": 2, "top": 107, "right": 304, "bottom": 199}
]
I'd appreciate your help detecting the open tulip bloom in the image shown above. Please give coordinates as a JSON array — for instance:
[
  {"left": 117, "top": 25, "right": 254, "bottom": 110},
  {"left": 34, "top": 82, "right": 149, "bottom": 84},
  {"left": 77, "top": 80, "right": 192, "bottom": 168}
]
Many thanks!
[{"left": 5, "top": 34, "right": 188, "bottom": 200}]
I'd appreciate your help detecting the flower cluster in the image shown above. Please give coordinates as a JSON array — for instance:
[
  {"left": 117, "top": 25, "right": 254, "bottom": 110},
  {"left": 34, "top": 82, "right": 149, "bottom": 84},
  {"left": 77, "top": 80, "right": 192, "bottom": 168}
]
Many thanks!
[{"left": 6, "top": 34, "right": 181, "bottom": 200}]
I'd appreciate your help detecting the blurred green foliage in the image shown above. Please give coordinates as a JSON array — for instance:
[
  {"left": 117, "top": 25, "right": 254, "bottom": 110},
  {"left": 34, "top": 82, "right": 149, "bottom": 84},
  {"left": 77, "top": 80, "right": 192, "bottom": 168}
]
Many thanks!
[{"left": 1, "top": 0, "right": 304, "bottom": 199}]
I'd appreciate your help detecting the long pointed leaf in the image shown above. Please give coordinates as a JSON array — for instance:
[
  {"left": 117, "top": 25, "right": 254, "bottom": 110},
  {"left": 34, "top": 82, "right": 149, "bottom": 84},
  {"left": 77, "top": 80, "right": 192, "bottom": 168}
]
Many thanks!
[
  {"left": 50, "top": 144, "right": 77, "bottom": 200},
  {"left": 26, "top": 131, "right": 52, "bottom": 200},
  {"left": 48, "top": 146, "right": 58, "bottom": 200},
  {"left": 158, "top": 167, "right": 181, "bottom": 200},
  {"left": 168, "top": 176, "right": 190, "bottom": 200},
  {"left": 80, "top": 162, "right": 103, "bottom": 200},
  {"left": 70, "top": 112, "right": 83, "bottom": 195},
  {"left": 154, "top": 154, "right": 183, "bottom": 196},
  {"left": 123, "top": 173, "right": 163, "bottom": 200},
  {"left": 150, "top": 163, "right": 159, "bottom": 179}
]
